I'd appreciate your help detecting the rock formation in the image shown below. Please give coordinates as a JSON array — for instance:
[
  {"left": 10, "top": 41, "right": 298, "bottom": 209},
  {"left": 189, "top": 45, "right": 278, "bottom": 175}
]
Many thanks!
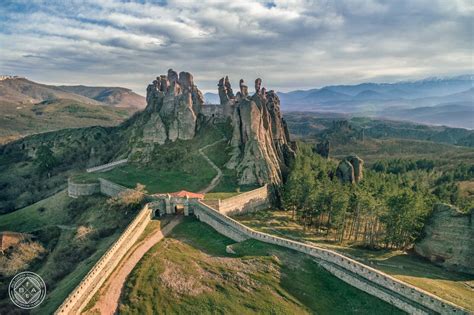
[
  {"left": 132, "top": 69, "right": 204, "bottom": 159},
  {"left": 130, "top": 70, "right": 295, "bottom": 186},
  {"left": 314, "top": 140, "right": 330, "bottom": 158},
  {"left": 220, "top": 76, "right": 295, "bottom": 186},
  {"left": 415, "top": 204, "right": 474, "bottom": 275},
  {"left": 336, "top": 155, "right": 364, "bottom": 184}
]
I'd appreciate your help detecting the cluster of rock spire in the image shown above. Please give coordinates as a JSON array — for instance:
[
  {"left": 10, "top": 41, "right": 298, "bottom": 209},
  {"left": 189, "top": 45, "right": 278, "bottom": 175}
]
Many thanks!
[
  {"left": 132, "top": 69, "right": 295, "bottom": 187},
  {"left": 217, "top": 76, "right": 296, "bottom": 186}
]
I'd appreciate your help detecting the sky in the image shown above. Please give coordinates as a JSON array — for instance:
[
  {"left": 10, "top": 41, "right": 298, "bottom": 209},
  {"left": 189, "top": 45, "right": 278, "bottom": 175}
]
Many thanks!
[{"left": 0, "top": 0, "right": 472, "bottom": 95}]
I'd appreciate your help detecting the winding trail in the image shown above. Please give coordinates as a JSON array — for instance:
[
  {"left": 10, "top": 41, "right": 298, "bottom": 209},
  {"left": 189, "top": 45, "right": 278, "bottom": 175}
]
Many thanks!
[
  {"left": 198, "top": 138, "right": 226, "bottom": 194},
  {"left": 88, "top": 216, "right": 182, "bottom": 315}
]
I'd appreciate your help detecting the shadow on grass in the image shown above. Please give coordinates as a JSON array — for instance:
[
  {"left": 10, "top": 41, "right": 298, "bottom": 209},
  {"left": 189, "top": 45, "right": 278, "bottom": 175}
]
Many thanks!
[{"left": 166, "top": 216, "right": 405, "bottom": 314}]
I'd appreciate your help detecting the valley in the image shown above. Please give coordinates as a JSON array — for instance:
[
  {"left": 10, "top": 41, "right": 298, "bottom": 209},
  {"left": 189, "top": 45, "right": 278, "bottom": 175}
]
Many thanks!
[{"left": 0, "top": 70, "right": 472, "bottom": 315}]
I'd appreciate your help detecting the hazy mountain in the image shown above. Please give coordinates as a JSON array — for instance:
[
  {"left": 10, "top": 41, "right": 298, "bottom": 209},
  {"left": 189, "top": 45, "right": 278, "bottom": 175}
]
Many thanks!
[
  {"left": 58, "top": 85, "right": 146, "bottom": 108},
  {"left": 278, "top": 75, "right": 473, "bottom": 105},
  {"left": 276, "top": 75, "right": 473, "bottom": 129},
  {"left": 204, "top": 92, "right": 220, "bottom": 104},
  {"left": 381, "top": 102, "right": 474, "bottom": 129}
]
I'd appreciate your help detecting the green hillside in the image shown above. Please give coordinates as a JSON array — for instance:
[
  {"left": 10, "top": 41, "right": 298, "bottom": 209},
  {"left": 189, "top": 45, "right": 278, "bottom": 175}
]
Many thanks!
[
  {"left": 0, "top": 190, "right": 142, "bottom": 314},
  {"left": 120, "top": 218, "right": 403, "bottom": 314},
  {"left": 0, "top": 99, "right": 134, "bottom": 144}
]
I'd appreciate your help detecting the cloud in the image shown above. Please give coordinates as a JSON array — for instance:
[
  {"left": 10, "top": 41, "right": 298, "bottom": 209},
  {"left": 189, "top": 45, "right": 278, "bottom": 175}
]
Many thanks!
[{"left": 0, "top": 0, "right": 472, "bottom": 94}]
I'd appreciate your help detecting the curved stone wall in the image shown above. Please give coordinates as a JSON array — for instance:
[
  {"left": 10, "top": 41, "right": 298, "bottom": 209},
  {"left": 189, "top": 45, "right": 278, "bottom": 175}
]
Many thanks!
[
  {"left": 193, "top": 201, "right": 469, "bottom": 315},
  {"left": 67, "top": 179, "right": 100, "bottom": 198}
]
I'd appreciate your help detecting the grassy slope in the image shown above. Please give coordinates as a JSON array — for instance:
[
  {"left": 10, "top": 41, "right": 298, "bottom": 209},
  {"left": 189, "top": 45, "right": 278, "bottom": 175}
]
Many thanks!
[
  {"left": 120, "top": 218, "right": 403, "bottom": 314},
  {"left": 233, "top": 210, "right": 474, "bottom": 311},
  {"left": 0, "top": 99, "right": 134, "bottom": 144},
  {"left": 70, "top": 121, "right": 256, "bottom": 195},
  {"left": 0, "top": 190, "right": 136, "bottom": 314}
]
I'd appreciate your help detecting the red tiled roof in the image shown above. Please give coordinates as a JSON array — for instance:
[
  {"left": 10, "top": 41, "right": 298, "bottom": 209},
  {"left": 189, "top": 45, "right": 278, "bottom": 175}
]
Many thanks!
[{"left": 169, "top": 190, "right": 205, "bottom": 199}]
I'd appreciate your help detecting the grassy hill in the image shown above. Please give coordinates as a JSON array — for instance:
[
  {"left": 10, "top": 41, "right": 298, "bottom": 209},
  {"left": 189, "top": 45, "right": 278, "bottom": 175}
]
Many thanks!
[
  {"left": 119, "top": 218, "right": 403, "bottom": 314},
  {"left": 0, "top": 77, "right": 145, "bottom": 144},
  {"left": 232, "top": 209, "right": 474, "bottom": 311},
  {"left": 58, "top": 85, "right": 146, "bottom": 109},
  {"left": 0, "top": 99, "right": 134, "bottom": 144},
  {"left": 70, "top": 120, "right": 249, "bottom": 195}
]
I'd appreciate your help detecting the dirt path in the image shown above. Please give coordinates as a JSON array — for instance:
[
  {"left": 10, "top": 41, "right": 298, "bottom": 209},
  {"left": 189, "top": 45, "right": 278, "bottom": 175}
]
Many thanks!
[
  {"left": 198, "top": 138, "right": 226, "bottom": 194},
  {"left": 89, "top": 216, "right": 182, "bottom": 315}
]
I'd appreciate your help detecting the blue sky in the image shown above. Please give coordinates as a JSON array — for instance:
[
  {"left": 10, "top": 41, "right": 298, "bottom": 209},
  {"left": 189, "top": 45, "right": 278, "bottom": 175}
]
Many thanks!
[{"left": 0, "top": 0, "right": 472, "bottom": 94}]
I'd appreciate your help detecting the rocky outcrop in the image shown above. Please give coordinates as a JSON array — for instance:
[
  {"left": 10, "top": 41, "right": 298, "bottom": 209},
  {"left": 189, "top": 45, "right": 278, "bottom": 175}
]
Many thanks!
[
  {"left": 129, "top": 71, "right": 295, "bottom": 186},
  {"left": 314, "top": 140, "right": 330, "bottom": 158},
  {"left": 220, "top": 77, "right": 295, "bottom": 186},
  {"left": 336, "top": 155, "right": 364, "bottom": 184},
  {"left": 415, "top": 204, "right": 474, "bottom": 275},
  {"left": 129, "top": 69, "right": 204, "bottom": 160}
]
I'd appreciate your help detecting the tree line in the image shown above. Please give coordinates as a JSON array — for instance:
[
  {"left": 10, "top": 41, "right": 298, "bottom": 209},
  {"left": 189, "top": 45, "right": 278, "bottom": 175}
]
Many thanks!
[{"left": 281, "top": 144, "right": 472, "bottom": 250}]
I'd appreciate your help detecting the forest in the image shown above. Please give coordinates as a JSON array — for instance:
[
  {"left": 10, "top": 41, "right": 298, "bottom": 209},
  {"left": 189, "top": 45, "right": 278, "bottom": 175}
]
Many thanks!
[{"left": 281, "top": 143, "right": 474, "bottom": 250}]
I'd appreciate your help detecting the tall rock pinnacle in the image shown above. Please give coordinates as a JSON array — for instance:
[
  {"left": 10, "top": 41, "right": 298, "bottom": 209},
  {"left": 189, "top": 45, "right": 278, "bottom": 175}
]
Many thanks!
[{"left": 220, "top": 76, "right": 295, "bottom": 186}]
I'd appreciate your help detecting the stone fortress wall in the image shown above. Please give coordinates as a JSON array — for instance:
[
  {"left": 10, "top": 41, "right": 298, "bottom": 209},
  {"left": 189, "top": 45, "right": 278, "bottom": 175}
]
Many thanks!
[
  {"left": 192, "top": 201, "right": 469, "bottom": 315},
  {"left": 55, "top": 203, "right": 153, "bottom": 314},
  {"left": 64, "top": 160, "right": 469, "bottom": 315},
  {"left": 68, "top": 177, "right": 130, "bottom": 198},
  {"left": 67, "top": 179, "right": 100, "bottom": 198},
  {"left": 68, "top": 159, "right": 130, "bottom": 198},
  {"left": 206, "top": 185, "right": 270, "bottom": 215}
]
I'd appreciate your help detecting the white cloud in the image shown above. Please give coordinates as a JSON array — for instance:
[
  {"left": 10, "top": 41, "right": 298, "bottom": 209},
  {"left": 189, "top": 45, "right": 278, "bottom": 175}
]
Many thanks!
[{"left": 0, "top": 0, "right": 471, "bottom": 93}]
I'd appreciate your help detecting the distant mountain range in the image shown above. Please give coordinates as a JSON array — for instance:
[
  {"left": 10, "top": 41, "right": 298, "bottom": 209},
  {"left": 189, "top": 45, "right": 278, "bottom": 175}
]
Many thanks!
[
  {"left": 0, "top": 77, "right": 146, "bottom": 108},
  {"left": 204, "top": 75, "right": 473, "bottom": 129}
]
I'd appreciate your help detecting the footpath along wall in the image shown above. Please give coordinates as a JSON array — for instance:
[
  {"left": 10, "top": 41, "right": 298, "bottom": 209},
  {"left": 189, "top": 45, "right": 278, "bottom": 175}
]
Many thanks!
[
  {"left": 192, "top": 201, "right": 469, "bottom": 315},
  {"left": 55, "top": 203, "right": 153, "bottom": 314},
  {"left": 86, "top": 159, "right": 128, "bottom": 173}
]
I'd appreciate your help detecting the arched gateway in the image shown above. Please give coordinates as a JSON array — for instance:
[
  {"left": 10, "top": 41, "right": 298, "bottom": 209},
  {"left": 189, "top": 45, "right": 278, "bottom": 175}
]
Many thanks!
[{"left": 148, "top": 190, "right": 205, "bottom": 217}]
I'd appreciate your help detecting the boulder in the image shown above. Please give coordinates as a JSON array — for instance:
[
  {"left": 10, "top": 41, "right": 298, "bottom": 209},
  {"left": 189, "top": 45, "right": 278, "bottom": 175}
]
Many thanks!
[{"left": 415, "top": 204, "right": 474, "bottom": 275}]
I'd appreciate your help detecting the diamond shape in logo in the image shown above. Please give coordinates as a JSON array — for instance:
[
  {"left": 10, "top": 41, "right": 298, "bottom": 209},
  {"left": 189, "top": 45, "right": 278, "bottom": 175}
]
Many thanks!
[{"left": 9, "top": 272, "right": 46, "bottom": 309}]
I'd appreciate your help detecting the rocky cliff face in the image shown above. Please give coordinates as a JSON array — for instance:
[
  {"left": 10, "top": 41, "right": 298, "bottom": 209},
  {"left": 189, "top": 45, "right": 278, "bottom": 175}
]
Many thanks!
[
  {"left": 128, "top": 69, "right": 204, "bottom": 161},
  {"left": 128, "top": 70, "right": 295, "bottom": 186},
  {"left": 415, "top": 204, "right": 474, "bottom": 275},
  {"left": 219, "top": 77, "right": 295, "bottom": 186}
]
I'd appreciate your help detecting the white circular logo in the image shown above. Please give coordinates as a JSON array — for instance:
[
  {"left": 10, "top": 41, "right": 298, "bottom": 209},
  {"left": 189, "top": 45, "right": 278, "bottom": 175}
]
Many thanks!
[{"left": 9, "top": 271, "right": 46, "bottom": 309}]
